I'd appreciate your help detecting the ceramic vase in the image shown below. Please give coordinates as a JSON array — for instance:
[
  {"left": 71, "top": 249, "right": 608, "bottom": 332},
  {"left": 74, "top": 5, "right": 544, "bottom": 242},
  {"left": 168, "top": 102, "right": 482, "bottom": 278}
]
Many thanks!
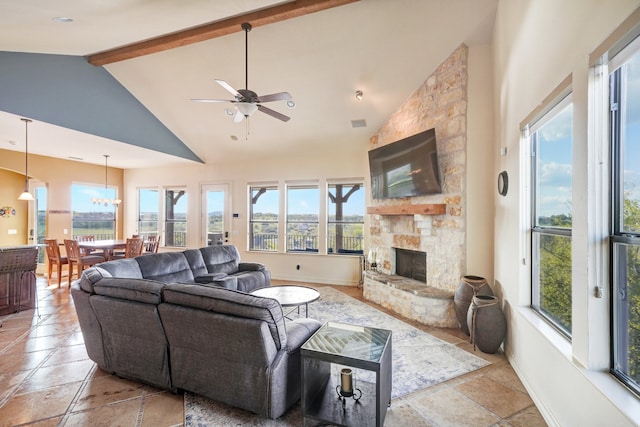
[
  {"left": 466, "top": 295, "right": 507, "bottom": 354},
  {"left": 453, "top": 275, "right": 493, "bottom": 335}
]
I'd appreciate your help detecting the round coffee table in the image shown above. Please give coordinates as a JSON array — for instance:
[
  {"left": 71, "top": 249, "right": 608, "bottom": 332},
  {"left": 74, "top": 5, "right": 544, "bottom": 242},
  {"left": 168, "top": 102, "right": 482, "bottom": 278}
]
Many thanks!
[{"left": 251, "top": 285, "right": 320, "bottom": 319}]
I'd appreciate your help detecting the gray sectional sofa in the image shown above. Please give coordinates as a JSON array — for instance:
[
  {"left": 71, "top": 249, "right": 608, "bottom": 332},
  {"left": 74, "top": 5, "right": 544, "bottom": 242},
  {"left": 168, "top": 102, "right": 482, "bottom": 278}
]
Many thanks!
[{"left": 70, "top": 245, "right": 322, "bottom": 419}]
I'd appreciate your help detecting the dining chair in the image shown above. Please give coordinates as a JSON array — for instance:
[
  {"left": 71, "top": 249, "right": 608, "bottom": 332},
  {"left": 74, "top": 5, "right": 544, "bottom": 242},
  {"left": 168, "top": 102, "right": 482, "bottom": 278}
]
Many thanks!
[
  {"left": 44, "top": 238, "right": 68, "bottom": 287},
  {"left": 143, "top": 234, "right": 161, "bottom": 254},
  {"left": 112, "top": 237, "right": 145, "bottom": 259},
  {"left": 64, "top": 239, "right": 106, "bottom": 286}
]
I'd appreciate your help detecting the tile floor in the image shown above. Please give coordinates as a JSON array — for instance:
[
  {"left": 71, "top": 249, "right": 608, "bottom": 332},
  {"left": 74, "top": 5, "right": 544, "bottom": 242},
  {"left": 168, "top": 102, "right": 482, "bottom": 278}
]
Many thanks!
[{"left": 0, "top": 277, "right": 547, "bottom": 426}]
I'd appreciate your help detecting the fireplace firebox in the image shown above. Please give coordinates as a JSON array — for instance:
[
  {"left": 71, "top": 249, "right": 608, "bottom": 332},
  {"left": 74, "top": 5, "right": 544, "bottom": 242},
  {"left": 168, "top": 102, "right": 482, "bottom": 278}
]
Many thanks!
[{"left": 394, "top": 248, "right": 427, "bottom": 283}]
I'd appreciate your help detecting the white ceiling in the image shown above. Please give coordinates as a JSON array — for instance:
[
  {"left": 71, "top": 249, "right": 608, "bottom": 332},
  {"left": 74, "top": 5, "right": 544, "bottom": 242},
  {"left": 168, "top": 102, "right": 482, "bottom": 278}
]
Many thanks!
[{"left": 0, "top": 0, "right": 498, "bottom": 169}]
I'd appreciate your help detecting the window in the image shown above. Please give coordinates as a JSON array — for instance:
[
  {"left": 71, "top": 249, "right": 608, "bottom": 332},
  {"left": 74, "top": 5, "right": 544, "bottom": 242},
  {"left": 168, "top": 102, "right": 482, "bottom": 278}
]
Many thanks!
[
  {"left": 610, "top": 38, "right": 640, "bottom": 396},
  {"left": 138, "top": 188, "right": 159, "bottom": 241},
  {"left": 164, "top": 188, "right": 187, "bottom": 247},
  {"left": 529, "top": 94, "right": 573, "bottom": 337},
  {"left": 249, "top": 185, "right": 278, "bottom": 251},
  {"left": 327, "top": 183, "right": 364, "bottom": 255},
  {"left": 71, "top": 183, "right": 117, "bottom": 239},
  {"left": 287, "top": 184, "right": 319, "bottom": 252}
]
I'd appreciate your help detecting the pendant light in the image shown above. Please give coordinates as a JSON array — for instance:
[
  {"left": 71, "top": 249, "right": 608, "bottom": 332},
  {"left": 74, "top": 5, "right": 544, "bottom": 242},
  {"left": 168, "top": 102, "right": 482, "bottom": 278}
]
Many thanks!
[
  {"left": 17, "top": 118, "right": 34, "bottom": 201},
  {"left": 92, "top": 154, "right": 121, "bottom": 207}
]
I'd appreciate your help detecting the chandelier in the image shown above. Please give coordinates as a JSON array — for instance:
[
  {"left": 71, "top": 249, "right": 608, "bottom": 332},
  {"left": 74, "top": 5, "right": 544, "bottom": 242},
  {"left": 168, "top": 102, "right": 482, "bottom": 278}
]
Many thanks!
[{"left": 92, "top": 154, "right": 121, "bottom": 207}]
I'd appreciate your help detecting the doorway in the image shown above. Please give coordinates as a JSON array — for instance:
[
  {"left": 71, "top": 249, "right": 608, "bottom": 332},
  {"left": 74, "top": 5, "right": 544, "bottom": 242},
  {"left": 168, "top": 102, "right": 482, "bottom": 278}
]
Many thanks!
[{"left": 202, "top": 183, "right": 231, "bottom": 247}]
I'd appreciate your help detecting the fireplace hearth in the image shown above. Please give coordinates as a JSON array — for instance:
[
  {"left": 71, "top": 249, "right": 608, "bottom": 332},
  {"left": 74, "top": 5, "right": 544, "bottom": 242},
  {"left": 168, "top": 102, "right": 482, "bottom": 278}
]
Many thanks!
[{"left": 394, "top": 248, "right": 427, "bottom": 283}]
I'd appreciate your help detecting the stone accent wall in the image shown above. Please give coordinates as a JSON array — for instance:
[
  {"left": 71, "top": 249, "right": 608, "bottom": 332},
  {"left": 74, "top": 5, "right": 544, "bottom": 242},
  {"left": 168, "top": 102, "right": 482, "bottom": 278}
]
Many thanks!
[{"left": 367, "top": 45, "right": 468, "bottom": 292}]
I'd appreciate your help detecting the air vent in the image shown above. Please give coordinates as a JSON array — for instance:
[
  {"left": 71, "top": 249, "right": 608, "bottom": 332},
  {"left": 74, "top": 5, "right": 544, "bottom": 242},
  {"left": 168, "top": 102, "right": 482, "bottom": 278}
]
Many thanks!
[
  {"left": 67, "top": 156, "right": 83, "bottom": 161},
  {"left": 351, "top": 119, "right": 367, "bottom": 128}
]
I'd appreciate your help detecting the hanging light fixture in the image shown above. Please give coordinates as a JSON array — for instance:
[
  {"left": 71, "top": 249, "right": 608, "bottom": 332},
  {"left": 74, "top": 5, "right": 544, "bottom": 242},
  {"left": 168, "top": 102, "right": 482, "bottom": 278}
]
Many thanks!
[
  {"left": 17, "top": 118, "right": 34, "bottom": 201},
  {"left": 92, "top": 155, "right": 121, "bottom": 207}
]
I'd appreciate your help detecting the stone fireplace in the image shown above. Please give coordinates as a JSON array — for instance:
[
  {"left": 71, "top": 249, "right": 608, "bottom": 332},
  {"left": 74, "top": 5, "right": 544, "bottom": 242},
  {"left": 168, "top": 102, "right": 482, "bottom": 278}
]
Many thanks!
[{"left": 363, "top": 45, "right": 468, "bottom": 328}]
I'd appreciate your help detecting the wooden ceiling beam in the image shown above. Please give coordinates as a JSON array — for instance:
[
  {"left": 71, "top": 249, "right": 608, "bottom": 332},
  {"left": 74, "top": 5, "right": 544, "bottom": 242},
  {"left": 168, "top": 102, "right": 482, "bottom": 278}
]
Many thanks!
[{"left": 87, "top": 0, "right": 360, "bottom": 66}]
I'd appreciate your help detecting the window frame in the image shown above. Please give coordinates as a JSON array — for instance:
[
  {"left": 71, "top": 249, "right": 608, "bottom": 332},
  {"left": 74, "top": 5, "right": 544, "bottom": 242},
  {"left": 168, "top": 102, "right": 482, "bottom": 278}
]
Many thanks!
[
  {"left": 137, "top": 187, "right": 160, "bottom": 242},
  {"left": 71, "top": 182, "right": 117, "bottom": 240},
  {"left": 527, "top": 91, "right": 574, "bottom": 339},
  {"left": 249, "top": 184, "right": 279, "bottom": 252},
  {"left": 608, "top": 41, "right": 640, "bottom": 396},
  {"left": 164, "top": 187, "right": 188, "bottom": 248},
  {"left": 326, "top": 181, "right": 365, "bottom": 256},
  {"left": 286, "top": 183, "right": 320, "bottom": 253}
]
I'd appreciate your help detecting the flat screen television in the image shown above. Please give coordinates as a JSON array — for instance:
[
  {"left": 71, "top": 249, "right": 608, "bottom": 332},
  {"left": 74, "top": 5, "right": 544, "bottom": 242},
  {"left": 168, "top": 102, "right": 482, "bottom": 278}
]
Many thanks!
[{"left": 368, "top": 128, "right": 442, "bottom": 199}]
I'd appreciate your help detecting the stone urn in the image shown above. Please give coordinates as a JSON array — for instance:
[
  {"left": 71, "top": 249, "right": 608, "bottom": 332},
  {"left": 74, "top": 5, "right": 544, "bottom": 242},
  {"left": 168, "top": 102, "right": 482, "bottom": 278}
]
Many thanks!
[
  {"left": 467, "top": 295, "right": 507, "bottom": 354},
  {"left": 453, "top": 275, "right": 493, "bottom": 335}
]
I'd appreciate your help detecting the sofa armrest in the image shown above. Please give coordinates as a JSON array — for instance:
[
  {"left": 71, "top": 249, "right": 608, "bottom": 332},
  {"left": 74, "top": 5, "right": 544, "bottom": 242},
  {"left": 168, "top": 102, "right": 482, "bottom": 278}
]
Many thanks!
[
  {"left": 284, "top": 318, "right": 322, "bottom": 353},
  {"left": 238, "top": 262, "right": 267, "bottom": 272}
]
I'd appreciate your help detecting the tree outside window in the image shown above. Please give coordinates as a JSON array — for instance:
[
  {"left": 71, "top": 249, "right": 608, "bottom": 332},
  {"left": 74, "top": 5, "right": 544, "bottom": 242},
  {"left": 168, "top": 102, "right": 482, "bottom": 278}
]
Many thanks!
[{"left": 327, "top": 183, "right": 364, "bottom": 255}]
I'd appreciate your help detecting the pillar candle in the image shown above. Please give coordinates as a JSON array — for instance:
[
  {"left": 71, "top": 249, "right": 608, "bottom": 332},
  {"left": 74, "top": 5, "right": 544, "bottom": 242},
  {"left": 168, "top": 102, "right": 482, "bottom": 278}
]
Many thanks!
[{"left": 340, "top": 368, "right": 353, "bottom": 394}]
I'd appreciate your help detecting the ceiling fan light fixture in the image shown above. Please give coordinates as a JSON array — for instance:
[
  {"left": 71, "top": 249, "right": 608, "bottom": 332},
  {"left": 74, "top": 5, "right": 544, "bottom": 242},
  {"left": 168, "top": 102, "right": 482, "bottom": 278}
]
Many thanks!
[
  {"left": 286, "top": 100, "right": 296, "bottom": 109},
  {"left": 236, "top": 102, "right": 258, "bottom": 117}
]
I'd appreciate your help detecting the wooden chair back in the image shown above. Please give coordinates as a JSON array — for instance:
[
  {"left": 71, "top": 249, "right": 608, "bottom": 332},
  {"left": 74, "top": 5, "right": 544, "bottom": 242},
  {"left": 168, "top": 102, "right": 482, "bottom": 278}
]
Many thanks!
[
  {"left": 144, "top": 234, "right": 161, "bottom": 254},
  {"left": 44, "top": 238, "right": 68, "bottom": 287},
  {"left": 44, "top": 239, "right": 62, "bottom": 263},
  {"left": 125, "top": 237, "right": 145, "bottom": 258},
  {"left": 64, "top": 239, "right": 81, "bottom": 264}
]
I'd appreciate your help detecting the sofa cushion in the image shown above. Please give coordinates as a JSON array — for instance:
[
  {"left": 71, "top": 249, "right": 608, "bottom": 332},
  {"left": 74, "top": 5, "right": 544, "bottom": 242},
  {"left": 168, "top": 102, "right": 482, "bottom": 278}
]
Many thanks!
[
  {"left": 199, "top": 245, "right": 240, "bottom": 275},
  {"left": 98, "top": 259, "right": 143, "bottom": 280},
  {"left": 162, "top": 284, "right": 287, "bottom": 350},
  {"left": 93, "top": 277, "right": 166, "bottom": 304},
  {"left": 183, "top": 248, "right": 207, "bottom": 278},
  {"left": 136, "top": 252, "right": 195, "bottom": 283}
]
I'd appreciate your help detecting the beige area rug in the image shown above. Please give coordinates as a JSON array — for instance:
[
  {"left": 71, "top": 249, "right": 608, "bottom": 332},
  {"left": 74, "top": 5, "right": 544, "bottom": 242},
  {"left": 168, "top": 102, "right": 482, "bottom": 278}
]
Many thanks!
[{"left": 184, "top": 286, "right": 489, "bottom": 426}]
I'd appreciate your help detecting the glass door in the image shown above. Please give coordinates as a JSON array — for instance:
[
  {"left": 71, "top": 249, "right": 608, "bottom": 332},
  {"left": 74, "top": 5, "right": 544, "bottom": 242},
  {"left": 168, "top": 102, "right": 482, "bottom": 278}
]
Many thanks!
[
  {"left": 29, "top": 181, "right": 47, "bottom": 274},
  {"left": 202, "top": 183, "right": 230, "bottom": 246}
]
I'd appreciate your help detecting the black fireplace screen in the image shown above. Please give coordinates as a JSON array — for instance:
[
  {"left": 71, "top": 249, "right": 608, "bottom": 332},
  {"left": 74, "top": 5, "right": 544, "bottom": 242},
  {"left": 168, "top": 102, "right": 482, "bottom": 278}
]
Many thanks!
[{"left": 394, "top": 248, "right": 427, "bottom": 283}]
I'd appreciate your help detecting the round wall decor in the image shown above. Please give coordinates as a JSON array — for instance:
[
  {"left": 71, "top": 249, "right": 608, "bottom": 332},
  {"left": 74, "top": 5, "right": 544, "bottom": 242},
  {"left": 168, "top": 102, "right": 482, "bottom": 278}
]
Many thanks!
[{"left": 498, "top": 171, "right": 508, "bottom": 196}]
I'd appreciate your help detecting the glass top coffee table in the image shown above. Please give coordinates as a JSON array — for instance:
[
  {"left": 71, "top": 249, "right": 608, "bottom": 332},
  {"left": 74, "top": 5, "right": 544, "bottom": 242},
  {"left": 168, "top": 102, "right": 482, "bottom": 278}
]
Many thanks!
[
  {"left": 301, "top": 321, "right": 392, "bottom": 427},
  {"left": 250, "top": 285, "right": 320, "bottom": 319}
]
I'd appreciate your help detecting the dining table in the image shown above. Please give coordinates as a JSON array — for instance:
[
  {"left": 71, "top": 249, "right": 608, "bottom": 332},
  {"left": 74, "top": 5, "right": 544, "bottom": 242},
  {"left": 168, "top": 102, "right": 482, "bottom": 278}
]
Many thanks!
[{"left": 78, "top": 239, "right": 127, "bottom": 261}]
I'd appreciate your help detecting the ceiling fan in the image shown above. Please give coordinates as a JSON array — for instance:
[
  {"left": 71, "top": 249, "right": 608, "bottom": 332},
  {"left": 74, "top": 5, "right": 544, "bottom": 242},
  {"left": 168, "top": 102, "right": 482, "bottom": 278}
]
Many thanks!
[{"left": 191, "top": 22, "right": 292, "bottom": 123}]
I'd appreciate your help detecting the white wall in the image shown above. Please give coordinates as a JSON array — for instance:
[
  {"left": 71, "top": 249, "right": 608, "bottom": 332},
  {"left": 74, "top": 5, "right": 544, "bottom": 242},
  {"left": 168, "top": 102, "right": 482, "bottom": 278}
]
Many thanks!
[
  {"left": 493, "top": 0, "right": 640, "bottom": 425},
  {"left": 124, "top": 148, "right": 368, "bottom": 286},
  {"left": 467, "top": 44, "right": 495, "bottom": 284}
]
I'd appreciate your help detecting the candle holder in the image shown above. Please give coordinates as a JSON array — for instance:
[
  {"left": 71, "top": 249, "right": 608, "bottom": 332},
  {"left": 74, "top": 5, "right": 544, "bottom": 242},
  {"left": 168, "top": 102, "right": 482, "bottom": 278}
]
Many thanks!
[{"left": 336, "top": 368, "right": 362, "bottom": 407}]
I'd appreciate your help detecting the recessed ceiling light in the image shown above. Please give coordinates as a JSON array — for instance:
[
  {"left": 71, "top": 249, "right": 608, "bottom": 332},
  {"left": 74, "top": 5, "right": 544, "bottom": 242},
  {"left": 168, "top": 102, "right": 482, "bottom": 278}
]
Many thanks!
[
  {"left": 8, "top": 140, "right": 16, "bottom": 146},
  {"left": 225, "top": 108, "right": 235, "bottom": 116},
  {"left": 286, "top": 100, "right": 296, "bottom": 109},
  {"left": 230, "top": 135, "right": 238, "bottom": 141},
  {"left": 52, "top": 17, "right": 74, "bottom": 23}
]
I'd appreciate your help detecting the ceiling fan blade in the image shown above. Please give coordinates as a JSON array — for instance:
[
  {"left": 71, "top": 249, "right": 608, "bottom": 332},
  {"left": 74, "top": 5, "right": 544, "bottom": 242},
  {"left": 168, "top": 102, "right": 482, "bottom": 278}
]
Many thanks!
[
  {"left": 256, "top": 92, "right": 292, "bottom": 103},
  {"left": 233, "top": 110, "right": 244, "bottom": 123},
  {"left": 257, "top": 105, "right": 290, "bottom": 122},
  {"left": 215, "top": 79, "right": 241, "bottom": 98},
  {"left": 191, "top": 98, "right": 233, "bottom": 103}
]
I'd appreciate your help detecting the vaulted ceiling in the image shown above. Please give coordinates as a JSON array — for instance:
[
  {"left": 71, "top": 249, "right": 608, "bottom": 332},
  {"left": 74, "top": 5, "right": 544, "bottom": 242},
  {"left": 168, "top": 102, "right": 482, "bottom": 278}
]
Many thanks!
[{"left": 0, "top": 0, "right": 498, "bottom": 169}]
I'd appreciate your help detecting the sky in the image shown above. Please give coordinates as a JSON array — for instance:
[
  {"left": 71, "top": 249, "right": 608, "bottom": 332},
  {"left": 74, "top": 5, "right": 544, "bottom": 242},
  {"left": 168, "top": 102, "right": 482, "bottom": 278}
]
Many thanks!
[{"left": 535, "top": 50, "right": 640, "bottom": 219}]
